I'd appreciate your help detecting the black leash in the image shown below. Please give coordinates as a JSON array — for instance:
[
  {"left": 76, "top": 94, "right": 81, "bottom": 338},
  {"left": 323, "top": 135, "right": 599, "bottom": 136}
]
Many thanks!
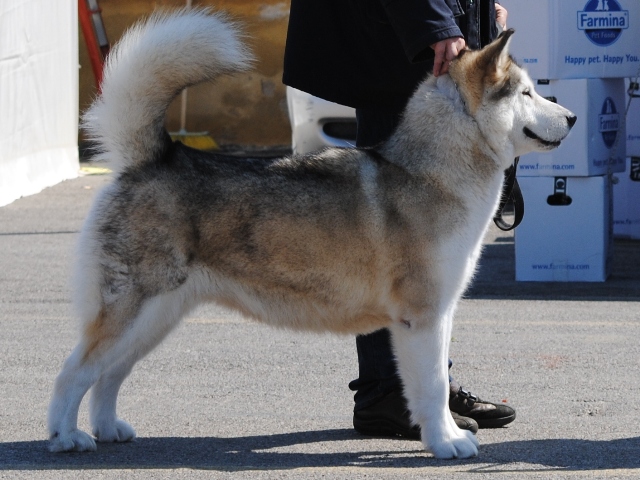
[{"left": 493, "top": 157, "right": 524, "bottom": 231}]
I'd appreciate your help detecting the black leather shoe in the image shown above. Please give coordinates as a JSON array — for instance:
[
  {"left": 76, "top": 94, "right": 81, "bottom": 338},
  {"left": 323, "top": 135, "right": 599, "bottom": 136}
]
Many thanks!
[
  {"left": 353, "top": 390, "right": 478, "bottom": 440},
  {"left": 449, "top": 380, "right": 516, "bottom": 428},
  {"left": 450, "top": 412, "right": 479, "bottom": 434}
]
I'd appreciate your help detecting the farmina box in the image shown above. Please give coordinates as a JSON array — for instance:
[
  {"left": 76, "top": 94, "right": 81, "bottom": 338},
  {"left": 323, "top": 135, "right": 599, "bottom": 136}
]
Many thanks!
[
  {"left": 515, "top": 175, "right": 613, "bottom": 282},
  {"left": 613, "top": 157, "right": 640, "bottom": 239},
  {"left": 503, "top": 0, "right": 640, "bottom": 79},
  {"left": 626, "top": 79, "right": 640, "bottom": 157}
]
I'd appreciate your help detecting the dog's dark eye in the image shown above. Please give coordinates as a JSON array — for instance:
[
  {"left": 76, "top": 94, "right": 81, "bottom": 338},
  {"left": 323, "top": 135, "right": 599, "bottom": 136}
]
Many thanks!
[{"left": 522, "top": 89, "right": 531, "bottom": 97}]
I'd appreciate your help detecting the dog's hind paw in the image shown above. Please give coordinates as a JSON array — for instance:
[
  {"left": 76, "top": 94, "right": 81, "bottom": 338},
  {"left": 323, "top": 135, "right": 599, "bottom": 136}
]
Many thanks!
[
  {"left": 93, "top": 419, "right": 136, "bottom": 443},
  {"left": 427, "top": 432, "right": 478, "bottom": 459},
  {"left": 49, "top": 429, "right": 97, "bottom": 453}
]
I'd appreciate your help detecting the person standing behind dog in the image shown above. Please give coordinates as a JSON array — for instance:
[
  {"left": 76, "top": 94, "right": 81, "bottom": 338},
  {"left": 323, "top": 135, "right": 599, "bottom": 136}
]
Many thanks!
[{"left": 283, "top": 0, "right": 516, "bottom": 438}]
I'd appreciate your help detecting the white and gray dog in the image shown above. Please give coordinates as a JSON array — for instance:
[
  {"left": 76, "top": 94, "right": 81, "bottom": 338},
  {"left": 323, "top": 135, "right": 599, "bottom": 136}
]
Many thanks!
[{"left": 49, "top": 9, "right": 575, "bottom": 458}]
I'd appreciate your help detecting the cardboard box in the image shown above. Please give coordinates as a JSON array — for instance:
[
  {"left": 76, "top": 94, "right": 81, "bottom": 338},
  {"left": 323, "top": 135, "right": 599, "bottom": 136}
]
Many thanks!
[
  {"left": 503, "top": 0, "right": 640, "bottom": 79},
  {"left": 613, "top": 157, "right": 640, "bottom": 238},
  {"left": 515, "top": 175, "right": 613, "bottom": 282},
  {"left": 626, "top": 79, "right": 640, "bottom": 157},
  {"left": 518, "top": 78, "right": 626, "bottom": 177}
]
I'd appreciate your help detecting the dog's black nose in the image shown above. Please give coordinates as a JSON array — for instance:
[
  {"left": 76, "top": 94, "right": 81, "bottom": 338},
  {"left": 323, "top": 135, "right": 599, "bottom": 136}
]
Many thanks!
[{"left": 567, "top": 115, "right": 577, "bottom": 128}]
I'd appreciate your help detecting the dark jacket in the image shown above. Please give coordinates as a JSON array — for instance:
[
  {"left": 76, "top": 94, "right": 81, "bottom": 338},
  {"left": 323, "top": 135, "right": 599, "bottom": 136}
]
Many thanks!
[{"left": 283, "top": 0, "right": 500, "bottom": 111}]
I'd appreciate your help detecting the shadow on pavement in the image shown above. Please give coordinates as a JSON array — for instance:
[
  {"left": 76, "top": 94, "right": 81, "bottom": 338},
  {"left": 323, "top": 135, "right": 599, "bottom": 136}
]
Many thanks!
[{"left": 2, "top": 431, "right": 639, "bottom": 471}]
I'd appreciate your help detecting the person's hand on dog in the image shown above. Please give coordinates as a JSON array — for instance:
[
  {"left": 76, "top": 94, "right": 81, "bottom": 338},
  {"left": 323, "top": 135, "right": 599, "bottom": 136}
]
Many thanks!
[
  {"left": 432, "top": 3, "right": 507, "bottom": 77},
  {"left": 431, "top": 36, "right": 466, "bottom": 77}
]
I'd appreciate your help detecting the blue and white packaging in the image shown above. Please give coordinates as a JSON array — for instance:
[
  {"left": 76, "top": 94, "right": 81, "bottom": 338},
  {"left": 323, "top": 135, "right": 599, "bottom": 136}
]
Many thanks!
[
  {"left": 515, "top": 175, "right": 613, "bottom": 282},
  {"left": 613, "top": 157, "right": 640, "bottom": 239},
  {"left": 503, "top": 0, "right": 640, "bottom": 79},
  {"left": 626, "top": 79, "right": 640, "bottom": 157},
  {"left": 518, "top": 78, "right": 626, "bottom": 177}
]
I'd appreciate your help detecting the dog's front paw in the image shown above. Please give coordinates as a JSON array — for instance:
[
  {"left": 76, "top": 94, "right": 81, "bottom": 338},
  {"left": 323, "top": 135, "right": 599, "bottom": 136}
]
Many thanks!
[
  {"left": 425, "top": 428, "right": 479, "bottom": 459},
  {"left": 93, "top": 419, "right": 136, "bottom": 443},
  {"left": 49, "top": 429, "right": 97, "bottom": 453},
  {"left": 429, "top": 436, "right": 478, "bottom": 459}
]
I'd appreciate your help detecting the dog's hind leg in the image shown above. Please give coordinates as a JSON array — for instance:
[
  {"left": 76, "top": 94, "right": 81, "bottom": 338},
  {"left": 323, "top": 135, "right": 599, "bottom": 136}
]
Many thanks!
[
  {"left": 48, "top": 343, "right": 103, "bottom": 452},
  {"left": 389, "top": 312, "right": 479, "bottom": 459},
  {"left": 48, "top": 302, "right": 142, "bottom": 452},
  {"left": 49, "top": 278, "right": 199, "bottom": 452},
  {"left": 88, "top": 358, "right": 138, "bottom": 443},
  {"left": 88, "top": 288, "right": 197, "bottom": 444},
  {"left": 89, "top": 282, "right": 202, "bottom": 442}
]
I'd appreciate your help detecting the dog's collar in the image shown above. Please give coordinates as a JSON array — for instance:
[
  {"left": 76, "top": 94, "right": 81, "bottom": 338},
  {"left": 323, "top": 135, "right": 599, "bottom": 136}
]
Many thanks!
[
  {"left": 361, "top": 147, "right": 386, "bottom": 163},
  {"left": 451, "top": 79, "right": 469, "bottom": 116}
]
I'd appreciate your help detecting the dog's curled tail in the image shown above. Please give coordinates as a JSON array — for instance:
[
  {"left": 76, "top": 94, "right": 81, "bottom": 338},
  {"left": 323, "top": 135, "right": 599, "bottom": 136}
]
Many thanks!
[{"left": 83, "top": 8, "right": 254, "bottom": 171}]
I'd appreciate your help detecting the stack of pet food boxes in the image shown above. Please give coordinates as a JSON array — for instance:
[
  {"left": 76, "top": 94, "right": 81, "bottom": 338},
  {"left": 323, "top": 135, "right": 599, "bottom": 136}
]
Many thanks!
[
  {"left": 614, "top": 79, "right": 640, "bottom": 239},
  {"left": 503, "top": 0, "right": 640, "bottom": 282}
]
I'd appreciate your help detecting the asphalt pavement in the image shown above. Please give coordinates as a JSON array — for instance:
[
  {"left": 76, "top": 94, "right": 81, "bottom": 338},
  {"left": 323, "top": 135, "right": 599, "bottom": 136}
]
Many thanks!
[{"left": 1, "top": 165, "right": 639, "bottom": 479}]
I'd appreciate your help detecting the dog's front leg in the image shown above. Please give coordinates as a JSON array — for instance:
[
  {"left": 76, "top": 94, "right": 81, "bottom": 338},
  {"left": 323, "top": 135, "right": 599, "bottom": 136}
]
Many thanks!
[{"left": 389, "top": 317, "right": 479, "bottom": 459}]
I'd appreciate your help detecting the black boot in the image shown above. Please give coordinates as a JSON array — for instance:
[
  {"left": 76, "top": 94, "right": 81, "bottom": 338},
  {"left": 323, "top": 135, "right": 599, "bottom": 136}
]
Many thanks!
[
  {"left": 353, "top": 390, "right": 479, "bottom": 439},
  {"left": 449, "top": 380, "right": 516, "bottom": 429}
]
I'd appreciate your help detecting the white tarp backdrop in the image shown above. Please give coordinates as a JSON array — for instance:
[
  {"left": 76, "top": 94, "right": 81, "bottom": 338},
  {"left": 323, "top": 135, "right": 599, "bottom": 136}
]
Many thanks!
[{"left": 0, "top": 0, "right": 79, "bottom": 207}]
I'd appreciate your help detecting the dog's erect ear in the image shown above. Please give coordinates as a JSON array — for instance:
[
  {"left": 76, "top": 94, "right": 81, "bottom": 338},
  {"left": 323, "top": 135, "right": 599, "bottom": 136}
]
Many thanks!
[
  {"left": 479, "top": 28, "right": 515, "bottom": 74},
  {"left": 447, "top": 29, "right": 516, "bottom": 114}
]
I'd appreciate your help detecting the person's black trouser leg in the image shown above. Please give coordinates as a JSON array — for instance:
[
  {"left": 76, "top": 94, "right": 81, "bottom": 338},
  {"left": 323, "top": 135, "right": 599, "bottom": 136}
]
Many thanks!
[{"left": 348, "top": 329, "right": 403, "bottom": 411}]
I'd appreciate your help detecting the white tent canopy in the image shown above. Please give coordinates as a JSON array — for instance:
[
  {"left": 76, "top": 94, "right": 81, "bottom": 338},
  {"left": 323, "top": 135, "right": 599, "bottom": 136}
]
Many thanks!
[{"left": 0, "top": 0, "right": 79, "bottom": 207}]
